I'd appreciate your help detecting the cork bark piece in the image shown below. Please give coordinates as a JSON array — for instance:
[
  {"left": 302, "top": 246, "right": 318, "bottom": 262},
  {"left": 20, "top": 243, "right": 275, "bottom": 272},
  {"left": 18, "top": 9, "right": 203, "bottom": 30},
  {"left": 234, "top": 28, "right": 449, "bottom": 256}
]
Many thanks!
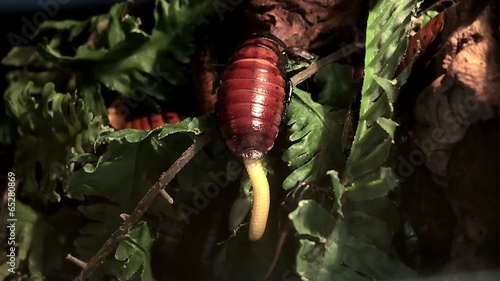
[{"left": 413, "top": 0, "right": 500, "bottom": 183}]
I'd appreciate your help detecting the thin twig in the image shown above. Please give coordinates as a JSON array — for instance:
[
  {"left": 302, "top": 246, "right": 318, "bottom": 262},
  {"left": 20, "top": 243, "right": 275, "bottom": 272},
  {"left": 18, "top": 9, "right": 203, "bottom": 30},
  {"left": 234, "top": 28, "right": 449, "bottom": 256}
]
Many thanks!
[
  {"left": 71, "top": 133, "right": 211, "bottom": 281},
  {"left": 120, "top": 213, "right": 130, "bottom": 221},
  {"left": 66, "top": 254, "right": 88, "bottom": 269},
  {"left": 290, "top": 41, "right": 365, "bottom": 86},
  {"left": 160, "top": 190, "right": 174, "bottom": 204}
]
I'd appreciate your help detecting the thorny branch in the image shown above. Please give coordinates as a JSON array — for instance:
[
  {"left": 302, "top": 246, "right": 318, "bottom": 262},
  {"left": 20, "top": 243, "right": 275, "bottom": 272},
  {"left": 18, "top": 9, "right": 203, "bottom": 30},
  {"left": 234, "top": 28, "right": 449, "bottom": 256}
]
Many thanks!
[{"left": 70, "top": 133, "right": 211, "bottom": 281}]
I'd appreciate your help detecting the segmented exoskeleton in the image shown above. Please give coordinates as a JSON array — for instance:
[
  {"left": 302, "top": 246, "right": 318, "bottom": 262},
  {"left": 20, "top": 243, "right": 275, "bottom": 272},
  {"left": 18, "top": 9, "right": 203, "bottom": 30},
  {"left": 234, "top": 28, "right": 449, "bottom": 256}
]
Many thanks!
[{"left": 215, "top": 32, "right": 293, "bottom": 241}]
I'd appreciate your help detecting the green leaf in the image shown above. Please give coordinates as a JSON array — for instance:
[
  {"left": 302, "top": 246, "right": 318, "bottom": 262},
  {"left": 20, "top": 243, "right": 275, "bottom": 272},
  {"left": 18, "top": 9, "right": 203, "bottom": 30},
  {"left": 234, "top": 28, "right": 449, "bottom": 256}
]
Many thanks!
[
  {"left": 348, "top": 0, "right": 415, "bottom": 149},
  {"left": 4, "top": 82, "right": 103, "bottom": 203},
  {"left": 327, "top": 170, "right": 345, "bottom": 217},
  {"left": 282, "top": 61, "right": 357, "bottom": 191},
  {"left": 36, "top": 19, "right": 91, "bottom": 44},
  {"left": 36, "top": 0, "right": 214, "bottom": 104},
  {"left": 153, "top": 0, "right": 212, "bottom": 64},
  {"left": 314, "top": 63, "right": 357, "bottom": 110},
  {"left": 9, "top": 202, "right": 38, "bottom": 266},
  {"left": 346, "top": 167, "right": 399, "bottom": 201},
  {"left": 316, "top": 265, "right": 372, "bottom": 281},
  {"left": 28, "top": 207, "right": 84, "bottom": 278},
  {"left": 75, "top": 204, "right": 150, "bottom": 281},
  {"left": 421, "top": 10, "right": 439, "bottom": 27},
  {"left": 376, "top": 116, "right": 399, "bottom": 139},
  {"left": 289, "top": 200, "right": 335, "bottom": 243},
  {"left": 347, "top": 137, "right": 393, "bottom": 179},
  {"left": 282, "top": 87, "right": 345, "bottom": 190},
  {"left": 0, "top": 201, "right": 85, "bottom": 278},
  {"left": 292, "top": 0, "right": 421, "bottom": 280},
  {"left": 340, "top": 233, "right": 415, "bottom": 280},
  {"left": 69, "top": 132, "right": 202, "bottom": 203},
  {"left": 158, "top": 116, "right": 212, "bottom": 139},
  {"left": 97, "top": 115, "right": 211, "bottom": 145},
  {"left": 1, "top": 46, "right": 57, "bottom": 69},
  {"left": 77, "top": 79, "right": 107, "bottom": 122},
  {"left": 2, "top": 17, "right": 89, "bottom": 114},
  {"left": 295, "top": 239, "right": 333, "bottom": 280},
  {"left": 69, "top": 116, "right": 220, "bottom": 279},
  {"left": 342, "top": 198, "right": 400, "bottom": 251},
  {"left": 347, "top": 124, "right": 387, "bottom": 165},
  {"left": 75, "top": 204, "right": 123, "bottom": 260},
  {"left": 344, "top": 0, "right": 417, "bottom": 185},
  {"left": 293, "top": 206, "right": 415, "bottom": 281},
  {"left": 115, "top": 222, "right": 154, "bottom": 281}
]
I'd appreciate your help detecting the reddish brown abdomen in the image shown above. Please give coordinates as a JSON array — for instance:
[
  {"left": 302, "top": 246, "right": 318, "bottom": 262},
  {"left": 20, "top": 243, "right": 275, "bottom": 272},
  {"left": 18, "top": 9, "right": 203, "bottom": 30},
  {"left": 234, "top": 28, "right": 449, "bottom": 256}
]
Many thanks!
[
  {"left": 395, "top": 12, "right": 445, "bottom": 76},
  {"left": 120, "top": 112, "right": 181, "bottom": 130},
  {"left": 217, "top": 38, "right": 287, "bottom": 160}
]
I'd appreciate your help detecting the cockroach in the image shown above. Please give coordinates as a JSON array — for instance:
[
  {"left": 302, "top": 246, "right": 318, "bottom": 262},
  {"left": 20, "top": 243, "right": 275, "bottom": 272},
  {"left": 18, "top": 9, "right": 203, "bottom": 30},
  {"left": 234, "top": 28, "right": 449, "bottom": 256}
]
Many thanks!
[
  {"left": 265, "top": 182, "right": 334, "bottom": 279},
  {"left": 395, "top": 9, "right": 446, "bottom": 76},
  {"left": 193, "top": 32, "right": 218, "bottom": 115},
  {"left": 341, "top": 9, "right": 447, "bottom": 183},
  {"left": 110, "top": 112, "right": 181, "bottom": 131},
  {"left": 215, "top": 32, "right": 293, "bottom": 241},
  {"left": 393, "top": 217, "right": 423, "bottom": 270},
  {"left": 107, "top": 94, "right": 181, "bottom": 131},
  {"left": 107, "top": 97, "right": 128, "bottom": 130}
]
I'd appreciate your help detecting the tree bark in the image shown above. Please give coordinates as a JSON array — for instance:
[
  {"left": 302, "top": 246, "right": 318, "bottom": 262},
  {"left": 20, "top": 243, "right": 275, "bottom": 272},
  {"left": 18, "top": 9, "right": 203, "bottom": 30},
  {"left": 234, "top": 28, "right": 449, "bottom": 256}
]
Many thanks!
[{"left": 247, "top": 0, "right": 368, "bottom": 48}]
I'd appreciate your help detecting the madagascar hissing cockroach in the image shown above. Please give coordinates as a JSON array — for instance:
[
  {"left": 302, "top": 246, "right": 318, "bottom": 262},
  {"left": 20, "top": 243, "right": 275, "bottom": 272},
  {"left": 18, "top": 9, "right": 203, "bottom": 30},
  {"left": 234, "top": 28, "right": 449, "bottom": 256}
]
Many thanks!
[
  {"left": 216, "top": 32, "right": 292, "bottom": 161},
  {"left": 107, "top": 94, "right": 181, "bottom": 130},
  {"left": 121, "top": 112, "right": 181, "bottom": 130},
  {"left": 109, "top": 112, "right": 181, "bottom": 131},
  {"left": 395, "top": 10, "right": 445, "bottom": 76},
  {"left": 193, "top": 31, "right": 218, "bottom": 115},
  {"left": 215, "top": 32, "right": 293, "bottom": 241}
]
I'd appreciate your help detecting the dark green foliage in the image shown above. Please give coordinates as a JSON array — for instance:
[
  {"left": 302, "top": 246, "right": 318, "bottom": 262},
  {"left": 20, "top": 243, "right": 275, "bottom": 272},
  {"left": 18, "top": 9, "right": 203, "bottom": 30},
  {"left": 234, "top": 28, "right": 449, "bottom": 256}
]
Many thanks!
[
  {"left": 0, "top": 0, "right": 427, "bottom": 280},
  {"left": 285, "top": 0, "right": 422, "bottom": 280},
  {"left": 4, "top": 82, "right": 103, "bottom": 203},
  {"left": 282, "top": 87, "right": 346, "bottom": 191}
]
